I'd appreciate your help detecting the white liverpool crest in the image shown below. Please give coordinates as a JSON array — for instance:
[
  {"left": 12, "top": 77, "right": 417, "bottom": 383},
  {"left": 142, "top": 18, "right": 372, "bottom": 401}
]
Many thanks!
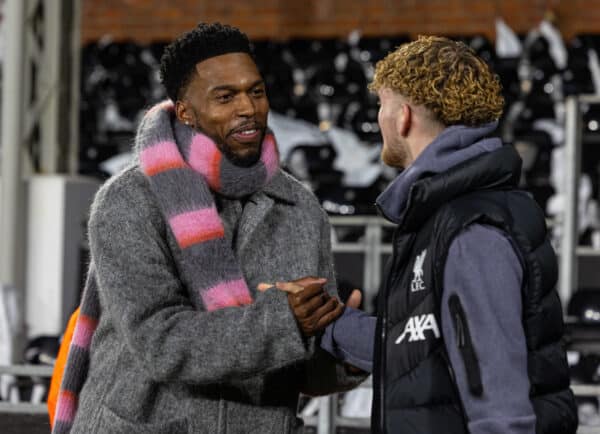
[{"left": 411, "top": 249, "right": 427, "bottom": 292}]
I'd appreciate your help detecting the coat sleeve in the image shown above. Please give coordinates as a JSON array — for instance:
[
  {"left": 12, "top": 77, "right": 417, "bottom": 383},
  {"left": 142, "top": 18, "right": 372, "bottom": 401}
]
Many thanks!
[
  {"left": 88, "top": 176, "right": 312, "bottom": 386},
  {"left": 298, "top": 210, "right": 368, "bottom": 396}
]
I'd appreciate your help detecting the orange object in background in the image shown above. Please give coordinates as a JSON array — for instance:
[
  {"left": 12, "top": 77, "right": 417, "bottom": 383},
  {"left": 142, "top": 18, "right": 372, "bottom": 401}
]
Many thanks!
[{"left": 47, "top": 307, "right": 80, "bottom": 427}]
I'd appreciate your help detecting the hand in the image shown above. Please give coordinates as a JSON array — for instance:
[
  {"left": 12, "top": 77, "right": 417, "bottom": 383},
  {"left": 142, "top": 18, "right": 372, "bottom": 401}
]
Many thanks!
[
  {"left": 259, "top": 276, "right": 344, "bottom": 337},
  {"left": 257, "top": 277, "right": 346, "bottom": 336},
  {"left": 278, "top": 278, "right": 344, "bottom": 337}
]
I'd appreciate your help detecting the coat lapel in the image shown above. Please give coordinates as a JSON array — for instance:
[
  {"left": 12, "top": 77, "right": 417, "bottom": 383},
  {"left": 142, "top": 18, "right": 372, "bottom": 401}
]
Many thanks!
[
  {"left": 238, "top": 193, "right": 275, "bottom": 254},
  {"left": 237, "top": 170, "right": 296, "bottom": 254}
]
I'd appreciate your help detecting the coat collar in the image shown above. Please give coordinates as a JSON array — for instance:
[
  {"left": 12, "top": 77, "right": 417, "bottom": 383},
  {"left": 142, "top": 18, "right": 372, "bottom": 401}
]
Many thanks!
[{"left": 258, "top": 169, "right": 297, "bottom": 205}]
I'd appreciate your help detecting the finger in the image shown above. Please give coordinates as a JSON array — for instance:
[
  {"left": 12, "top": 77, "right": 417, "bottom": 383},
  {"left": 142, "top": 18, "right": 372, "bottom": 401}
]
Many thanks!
[
  {"left": 346, "top": 289, "right": 362, "bottom": 309},
  {"left": 314, "top": 302, "right": 345, "bottom": 330},
  {"left": 275, "top": 281, "right": 305, "bottom": 294},
  {"left": 280, "top": 281, "right": 325, "bottom": 301},
  {"left": 292, "top": 276, "right": 327, "bottom": 287},
  {"left": 300, "top": 319, "right": 317, "bottom": 337},
  {"left": 293, "top": 281, "right": 328, "bottom": 303},
  {"left": 309, "top": 297, "right": 340, "bottom": 321},
  {"left": 257, "top": 283, "right": 273, "bottom": 292},
  {"left": 293, "top": 291, "right": 331, "bottom": 318}
]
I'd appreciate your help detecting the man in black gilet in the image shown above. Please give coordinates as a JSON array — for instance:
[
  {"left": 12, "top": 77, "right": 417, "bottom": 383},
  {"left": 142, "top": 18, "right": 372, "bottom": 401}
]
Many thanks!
[{"left": 280, "top": 35, "right": 578, "bottom": 434}]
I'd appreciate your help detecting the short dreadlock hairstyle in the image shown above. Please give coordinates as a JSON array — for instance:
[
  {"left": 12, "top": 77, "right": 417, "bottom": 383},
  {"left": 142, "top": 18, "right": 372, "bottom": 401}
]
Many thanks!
[
  {"left": 369, "top": 35, "right": 504, "bottom": 126},
  {"left": 160, "top": 22, "right": 253, "bottom": 102}
]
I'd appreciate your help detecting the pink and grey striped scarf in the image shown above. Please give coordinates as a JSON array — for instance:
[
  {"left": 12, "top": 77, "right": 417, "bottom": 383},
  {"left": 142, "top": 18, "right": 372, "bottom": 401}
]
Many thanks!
[{"left": 52, "top": 100, "right": 280, "bottom": 432}]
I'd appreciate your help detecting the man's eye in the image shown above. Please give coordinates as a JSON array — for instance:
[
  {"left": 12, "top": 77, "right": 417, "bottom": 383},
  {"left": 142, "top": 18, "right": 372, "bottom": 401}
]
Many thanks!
[
  {"left": 217, "top": 94, "right": 233, "bottom": 103},
  {"left": 252, "top": 88, "right": 265, "bottom": 97}
]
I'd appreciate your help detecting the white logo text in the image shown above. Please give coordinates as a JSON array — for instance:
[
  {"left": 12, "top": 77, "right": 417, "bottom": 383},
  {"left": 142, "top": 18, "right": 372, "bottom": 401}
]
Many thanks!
[{"left": 395, "top": 314, "right": 441, "bottom": 344}]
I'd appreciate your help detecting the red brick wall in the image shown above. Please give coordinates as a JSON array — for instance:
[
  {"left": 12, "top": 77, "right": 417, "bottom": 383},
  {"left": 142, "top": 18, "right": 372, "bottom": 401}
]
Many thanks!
[{"left": 81, "top": 0, "right": 600, "bottom": 44}]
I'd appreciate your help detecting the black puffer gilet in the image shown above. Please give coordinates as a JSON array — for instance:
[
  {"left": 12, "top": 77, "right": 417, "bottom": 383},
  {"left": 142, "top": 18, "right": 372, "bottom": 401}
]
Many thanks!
[{"left": 372, "top": 145, "right": 577, "bottom": 434}]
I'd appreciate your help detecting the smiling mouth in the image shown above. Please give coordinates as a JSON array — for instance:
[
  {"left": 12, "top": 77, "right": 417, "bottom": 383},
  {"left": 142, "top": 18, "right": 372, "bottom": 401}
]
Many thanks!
[
  {"left": 237, "top": 128, "right": 258, "bottom": 136},
  {"left": 230, "top": 124, "right": 263, "bottom": 143},
  {"left": 231, "top": 122, "right": 261, "bottom": 134}
]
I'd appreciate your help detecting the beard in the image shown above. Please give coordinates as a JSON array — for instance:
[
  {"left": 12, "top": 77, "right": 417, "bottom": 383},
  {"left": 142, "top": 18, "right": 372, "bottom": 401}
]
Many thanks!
[
  {"left": 192, "top": 109, "right": 265, "bottom": 167},
  {"left": 381, "top": 142, "right": 410, "bottom": 169},
  {"left": 220, "top": 143, "right": 262, "bottom": 167},
  {"left": 217, "top": 129, "right": 265, "bottom": 167}
]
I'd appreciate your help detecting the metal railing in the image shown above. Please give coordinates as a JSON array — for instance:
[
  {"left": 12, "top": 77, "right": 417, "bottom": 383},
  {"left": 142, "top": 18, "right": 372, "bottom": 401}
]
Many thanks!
[
  {"left": 304, "top": 382, "right": 600, "bottom": 433},
  {"left": 0, "top": 362, "right": 597, "bottom": 430},
  {"left": 329, "top": 215, "right": 394, "bottom": 313},
  {"left": 0, "top": 364, "right": 53, "bottom": 414}
]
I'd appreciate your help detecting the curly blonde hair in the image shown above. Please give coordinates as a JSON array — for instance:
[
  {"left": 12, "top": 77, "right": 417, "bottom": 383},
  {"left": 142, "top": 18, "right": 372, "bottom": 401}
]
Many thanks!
[{"left": 369, "top": 35, "right": 504, "bottom": 126}]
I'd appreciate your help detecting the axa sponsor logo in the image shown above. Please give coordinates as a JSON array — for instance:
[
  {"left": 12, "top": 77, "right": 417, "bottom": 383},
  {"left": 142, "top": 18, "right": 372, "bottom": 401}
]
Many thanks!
[
  {"left": 410, "top": 249, "right": 427, "bottom": 292},
  {"left": 395, "top": 313, "right": 440, "bottom": 344}
]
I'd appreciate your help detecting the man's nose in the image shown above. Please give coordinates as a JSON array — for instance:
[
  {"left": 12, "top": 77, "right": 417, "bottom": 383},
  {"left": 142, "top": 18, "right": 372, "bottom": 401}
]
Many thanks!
[{"left": 236, "top": 93, "right": 256, "bottom": 117}]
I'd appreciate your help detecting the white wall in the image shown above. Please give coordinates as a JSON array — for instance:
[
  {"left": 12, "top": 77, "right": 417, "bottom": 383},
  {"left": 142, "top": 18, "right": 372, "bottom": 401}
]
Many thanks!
[{"left": 25, "top": 175, "right": 100, "bottom": 337}]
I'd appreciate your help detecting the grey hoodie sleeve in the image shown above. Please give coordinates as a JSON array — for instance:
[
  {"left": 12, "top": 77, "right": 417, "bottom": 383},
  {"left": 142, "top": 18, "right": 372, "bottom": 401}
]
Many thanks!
[
  {"left": 300, "top": 211, "right": 369, "bottom": 396},
  {"left": 320, "top": 307, "right": 376, "bottom": 373},
  {"left": 441, "top": 224, "right": 536, "bottom": 434}
]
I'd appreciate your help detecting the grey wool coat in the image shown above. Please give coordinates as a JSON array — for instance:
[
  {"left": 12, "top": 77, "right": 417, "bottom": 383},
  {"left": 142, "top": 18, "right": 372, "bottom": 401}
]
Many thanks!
[{"left": 70, "top": 166, "right": 365, "bottom": 434}]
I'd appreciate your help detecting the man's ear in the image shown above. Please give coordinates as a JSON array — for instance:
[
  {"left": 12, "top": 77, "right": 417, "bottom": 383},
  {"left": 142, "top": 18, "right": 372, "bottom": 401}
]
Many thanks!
[
  {"left": 398, "top": 103, "right": 411, "bottom": 137},
  {"left": 175, "top": 100, "right": 193, "bottom": 126}
]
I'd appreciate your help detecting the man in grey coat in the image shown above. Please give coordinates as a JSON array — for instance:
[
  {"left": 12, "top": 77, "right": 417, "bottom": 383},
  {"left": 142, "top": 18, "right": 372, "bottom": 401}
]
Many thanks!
[{"left": 53, "top": 23, "right": 365, "bottom": 434}]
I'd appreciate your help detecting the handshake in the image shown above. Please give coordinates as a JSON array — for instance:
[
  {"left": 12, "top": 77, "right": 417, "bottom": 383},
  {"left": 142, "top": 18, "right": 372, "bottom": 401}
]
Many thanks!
[{"left": 258, "top": 276, "right": 361, "bottom": 337}]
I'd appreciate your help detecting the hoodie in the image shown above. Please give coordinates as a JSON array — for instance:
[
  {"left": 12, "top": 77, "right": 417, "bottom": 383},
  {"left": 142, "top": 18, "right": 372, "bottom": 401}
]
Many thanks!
[{"left": 321, "top": 122, "right": 536, "bottom": 434}]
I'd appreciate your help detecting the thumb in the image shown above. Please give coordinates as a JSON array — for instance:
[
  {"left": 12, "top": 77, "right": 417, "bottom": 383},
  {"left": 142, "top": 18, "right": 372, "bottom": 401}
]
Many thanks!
[
  {"left": 346, "top": 289, "right": 362, "bottom": 309},
  {"left": 256, "top": 283, "right": 273, "bottom": 292}
]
